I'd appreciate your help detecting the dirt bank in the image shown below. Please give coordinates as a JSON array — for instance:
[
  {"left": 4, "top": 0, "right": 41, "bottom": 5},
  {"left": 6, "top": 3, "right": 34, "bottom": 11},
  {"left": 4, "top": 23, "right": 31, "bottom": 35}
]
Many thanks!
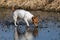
[
  {"left": 0, "top": 0, "right": 60, "bottom": 11},
  {"left": 0, "top": 8, "right": 60, "bottom": 22}
]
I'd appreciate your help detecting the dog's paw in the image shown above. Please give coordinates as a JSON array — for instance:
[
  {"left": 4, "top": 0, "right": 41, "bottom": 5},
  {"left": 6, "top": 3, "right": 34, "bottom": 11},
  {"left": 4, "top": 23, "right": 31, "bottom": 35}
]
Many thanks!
[
  {"left": 15, "top": 25, "right": 18, "bottom": 27},
  {"left": 26, "top": 26, "right": 30, "bottom": 32}
]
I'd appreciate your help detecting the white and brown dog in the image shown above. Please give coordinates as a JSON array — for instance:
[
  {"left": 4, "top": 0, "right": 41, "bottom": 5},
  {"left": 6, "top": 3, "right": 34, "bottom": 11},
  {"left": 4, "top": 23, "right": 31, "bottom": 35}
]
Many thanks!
[{"left": 13, "top": 9, "right": 38, "bottom": 28}]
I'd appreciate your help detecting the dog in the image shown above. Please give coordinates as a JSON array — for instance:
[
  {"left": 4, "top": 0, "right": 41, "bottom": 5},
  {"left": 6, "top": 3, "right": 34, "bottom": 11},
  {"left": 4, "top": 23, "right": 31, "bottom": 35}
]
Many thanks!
[{"left": 13, "top": 9, "right": 38, "bottom": 28}]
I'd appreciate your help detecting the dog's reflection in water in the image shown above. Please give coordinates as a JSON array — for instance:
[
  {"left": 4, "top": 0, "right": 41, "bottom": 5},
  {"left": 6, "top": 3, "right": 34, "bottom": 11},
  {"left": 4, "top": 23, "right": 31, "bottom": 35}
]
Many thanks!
[
  {"left": 15, "top": 26, "right": 38, "bottom": 40},
  {"left": 18, "top": 30, "right": 33, "bottom": 40},
  {"left": 17, "top": 27, "right": 33, "bottom": 40}
]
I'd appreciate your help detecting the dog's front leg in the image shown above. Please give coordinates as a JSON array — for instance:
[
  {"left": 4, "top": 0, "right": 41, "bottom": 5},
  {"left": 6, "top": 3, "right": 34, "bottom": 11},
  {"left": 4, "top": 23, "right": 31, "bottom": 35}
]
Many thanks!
[
  {"left": 24, "top": 18, "right": 29, "bottom": 27},
  {"left": 24, "top": 18, "right": 30, "bottom": 31}
]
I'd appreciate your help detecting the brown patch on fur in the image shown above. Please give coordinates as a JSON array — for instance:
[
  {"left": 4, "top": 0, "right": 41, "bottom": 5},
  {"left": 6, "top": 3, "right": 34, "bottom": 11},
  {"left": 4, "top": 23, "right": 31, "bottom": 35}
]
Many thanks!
[{"left": 32, "top": 16, "right": 38, "bottom": 27}]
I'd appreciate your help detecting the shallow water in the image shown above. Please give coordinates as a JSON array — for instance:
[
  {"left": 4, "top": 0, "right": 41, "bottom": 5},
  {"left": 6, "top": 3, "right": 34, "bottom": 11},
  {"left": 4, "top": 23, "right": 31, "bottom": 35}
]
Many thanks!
[
  {"left": 0, "top": 8, "right": 60, "bottom": 40},
  {"left": 0, "top": 20, "right": 60, "bottom": 40}
]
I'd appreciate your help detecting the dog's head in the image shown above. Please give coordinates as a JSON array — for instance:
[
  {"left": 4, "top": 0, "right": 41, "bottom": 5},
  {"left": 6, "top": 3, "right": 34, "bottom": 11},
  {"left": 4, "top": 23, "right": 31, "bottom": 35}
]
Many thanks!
[{"left": 32, "top": 16, "right": 38, "bottom": 27}]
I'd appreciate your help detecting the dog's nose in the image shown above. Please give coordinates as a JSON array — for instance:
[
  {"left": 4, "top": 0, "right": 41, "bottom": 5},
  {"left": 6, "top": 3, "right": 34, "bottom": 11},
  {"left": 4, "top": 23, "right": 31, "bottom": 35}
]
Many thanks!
[
  {"left": 32, "top": 22, "right": 34, "bottom": 24},
  {"left": 35, "top": 26, "right": 38, "bottom": 28}
]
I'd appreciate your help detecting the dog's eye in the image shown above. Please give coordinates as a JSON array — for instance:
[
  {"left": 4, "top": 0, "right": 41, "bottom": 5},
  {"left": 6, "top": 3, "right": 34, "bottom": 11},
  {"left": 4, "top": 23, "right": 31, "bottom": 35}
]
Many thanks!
[
  {"left": 34, "top": 21, "right": 37, "bottom": 23},
  {"left": 32, "top": 20, "right": 34, "bottom": 21}
]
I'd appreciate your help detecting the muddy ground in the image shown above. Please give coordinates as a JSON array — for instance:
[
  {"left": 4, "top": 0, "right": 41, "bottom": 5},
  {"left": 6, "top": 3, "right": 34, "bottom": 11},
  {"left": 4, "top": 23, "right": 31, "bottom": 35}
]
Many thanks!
[{"left": 0, "top": 8, "right": 60, "bottom": 40}]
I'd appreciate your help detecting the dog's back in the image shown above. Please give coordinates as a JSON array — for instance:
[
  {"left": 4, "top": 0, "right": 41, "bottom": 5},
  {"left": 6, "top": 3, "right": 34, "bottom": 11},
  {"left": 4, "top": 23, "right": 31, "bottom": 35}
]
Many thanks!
[{"left": 13, "top": 9, "right": 34, "bottom": 20}]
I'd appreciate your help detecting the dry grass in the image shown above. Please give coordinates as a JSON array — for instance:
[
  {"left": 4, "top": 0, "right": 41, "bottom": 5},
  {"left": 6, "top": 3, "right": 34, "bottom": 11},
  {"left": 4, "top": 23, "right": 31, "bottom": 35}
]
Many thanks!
[{"left": 0, "top": 0, "right": 60, "bottom": 11}]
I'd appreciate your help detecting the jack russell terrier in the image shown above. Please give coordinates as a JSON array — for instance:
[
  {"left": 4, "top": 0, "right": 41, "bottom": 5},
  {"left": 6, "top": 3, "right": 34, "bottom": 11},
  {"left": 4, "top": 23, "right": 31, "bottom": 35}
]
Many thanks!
[{"left": 13, "top": 9, "right": 38, "bottom": 28}]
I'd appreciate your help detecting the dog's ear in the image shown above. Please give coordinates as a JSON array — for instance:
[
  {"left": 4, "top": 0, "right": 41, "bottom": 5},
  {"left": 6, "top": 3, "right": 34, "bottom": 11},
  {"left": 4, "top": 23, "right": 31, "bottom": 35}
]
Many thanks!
[
  {"left": 34, "top": 16, "right": 38, "bottom": 19},
  {"left": 34, "top": 16, "right": 38, "bottom": 18},
  {"left": 32, "top": 16, "right": 35, "bottom": 21},
  {"left": 35, "top": 16, "right": 38, "bottom": 18},
  {"left": 32, "top": 16, "right": 38, "bottom": 21},
  {"left": 35, "top": 16, "right": 38, "bottom": 17}
]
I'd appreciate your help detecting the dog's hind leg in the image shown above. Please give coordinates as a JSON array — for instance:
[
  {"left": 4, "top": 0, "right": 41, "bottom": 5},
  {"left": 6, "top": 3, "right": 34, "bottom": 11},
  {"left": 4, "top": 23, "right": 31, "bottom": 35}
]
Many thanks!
[{"left": 13, "top": 16, "right": 18, "bottom": 26}]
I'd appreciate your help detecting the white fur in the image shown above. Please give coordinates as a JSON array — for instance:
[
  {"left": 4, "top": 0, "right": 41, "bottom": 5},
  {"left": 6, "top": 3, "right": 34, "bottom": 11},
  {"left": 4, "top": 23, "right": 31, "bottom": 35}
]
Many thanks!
[{"left": 13, "top": 9, "right": 34, "bottom": 26}]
